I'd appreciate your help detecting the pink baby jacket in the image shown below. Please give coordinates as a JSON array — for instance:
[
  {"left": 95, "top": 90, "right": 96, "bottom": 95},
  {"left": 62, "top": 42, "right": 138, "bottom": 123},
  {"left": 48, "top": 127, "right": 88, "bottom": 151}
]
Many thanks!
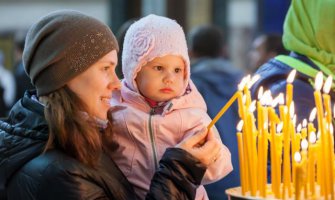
[{"left": 109, "top": 80, "right": 233, "bottom": 199}]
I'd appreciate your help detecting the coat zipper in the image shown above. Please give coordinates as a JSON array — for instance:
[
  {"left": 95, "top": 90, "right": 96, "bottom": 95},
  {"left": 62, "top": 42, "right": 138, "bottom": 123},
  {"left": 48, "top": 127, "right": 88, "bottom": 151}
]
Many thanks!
[{"left": 149, "top": 108, "right": 159, "bottom": 170}]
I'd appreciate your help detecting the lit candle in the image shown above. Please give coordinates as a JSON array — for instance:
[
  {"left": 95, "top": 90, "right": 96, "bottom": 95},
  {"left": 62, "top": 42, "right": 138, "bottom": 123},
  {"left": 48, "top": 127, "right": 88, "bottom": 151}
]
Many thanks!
[
  {"left": 294, "top": 152, "right": 303, "bottom": 200},
  {"left": 247, "top": 101, "right": 258, "bottom": 196},
  {"left": 300, "top": 139, "right": 308, "bottom": 199},
  {"left": 322, "top": 75, "right": 334, "bottom": 199},
  {"left": 308, "top": 132, "right": 317, "bottom": 197},
  {"left": 275, "top": 122, "right": 283, "bottom": 199},
  {"left": 286, "top": 69, "right": 296, "bottom": 108},
  {"left": 313, "top": 72, "right": 329, "bottom": 197},
  {"left": 236, "top": 120, "right": 246, "bottom": 195},
  {"left": 282, "top": 103, "right": 292, "bottom": 198}
]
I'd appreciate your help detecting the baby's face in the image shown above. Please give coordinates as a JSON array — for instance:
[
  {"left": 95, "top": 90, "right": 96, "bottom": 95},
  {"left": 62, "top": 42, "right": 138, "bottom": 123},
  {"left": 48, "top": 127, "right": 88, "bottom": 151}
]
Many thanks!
[{"left": 135, "top": 55, "right": 186, "bottom": 102}]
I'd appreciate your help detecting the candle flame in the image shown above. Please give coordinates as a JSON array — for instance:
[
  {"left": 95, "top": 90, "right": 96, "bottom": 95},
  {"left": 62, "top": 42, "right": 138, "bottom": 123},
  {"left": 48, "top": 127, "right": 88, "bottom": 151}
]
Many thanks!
[
  {"left": 302, "top": 119, "right": 307, "bottom": 128},
  {"left": 287, "top": 69, "right": 296, "bottom": 83},
  {"left": 317, "top": 131, "right": 321, "bottom": 140},
  {"left": 260, "top": 94, "right": 267, "bottom": 106},
  {"left": 272, "top": 94, "right": 281, "bottom": 107},
  {"left": 330, "top": 124, "right": 334, "bottom": 135},
  {"left": 309, "top": 107, "right": 317, "bottom": 122},
  {"left": 294, "top": 151, "right": 302, "bottom": 162},
  {"left": 258, "top": 86, "right": 264, "bottom": 100},
  {"left": 238, "top": 77, "right": 247, "bottom": 91},
  {"left": 278, "top": 93, "right": 284, "bottom": 105},
  {"left": 309, "top": 131, "right": 316, "bottom": 143},
  {"left": 249, "top": 100, "right": 256, "bottom": 112},
  {"left": 277, "top": 122, "right": 283, "bottom": 133},
  {"left": 289, "top": 102, "right": 295, "bottom": 118},
  {"left": 248, "top": 75, "right": 260, "bottom": 89},
  {"left": 314, "top": 72, "right": 323, "bottom": 91},
  {"left": 301, "top": 139, "right": 308, "bottom": 150},
  {"left": 297, "top": 123, "right": 302, "bottom": 133},
  {"left": 323, "top": 75, "right": 333, "bottom": 94},
  {"left": 292, "top": 115, "right": 297, "bottom": 126},
  {"left": 262, "top": 90, "right": 272, "bottom": 107},
  {"left": 267, "top": 91, "right": 273, "bottom": 106},
  {"left": 334, "top": 104, "right": 335, "bottom": 118},
  {"left": 237, "top": 120, "right": 244, "bottom": 132}
]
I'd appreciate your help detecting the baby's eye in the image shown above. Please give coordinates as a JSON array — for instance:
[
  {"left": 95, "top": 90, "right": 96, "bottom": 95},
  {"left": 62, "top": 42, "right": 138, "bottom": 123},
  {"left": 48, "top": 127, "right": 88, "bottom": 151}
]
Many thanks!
[
  {"left": 175, "top": 68, "right": 182, "bottom": 73},
  {"left": 154, "top": 66, "right": 163, "bottom": 71}
]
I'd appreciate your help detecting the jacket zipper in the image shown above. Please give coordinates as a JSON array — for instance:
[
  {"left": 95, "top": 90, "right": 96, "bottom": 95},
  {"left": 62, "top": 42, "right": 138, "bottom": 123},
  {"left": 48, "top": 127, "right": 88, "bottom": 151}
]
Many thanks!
[{"left": 149, "top": 108, "right": 159, "bottom": 170}]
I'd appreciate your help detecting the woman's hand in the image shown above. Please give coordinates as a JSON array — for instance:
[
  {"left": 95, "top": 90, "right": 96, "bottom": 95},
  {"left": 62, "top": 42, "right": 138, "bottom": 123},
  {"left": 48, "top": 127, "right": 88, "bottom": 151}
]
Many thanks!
[{"left": 176, "top": 127, "right": 222, "bottom": 167}]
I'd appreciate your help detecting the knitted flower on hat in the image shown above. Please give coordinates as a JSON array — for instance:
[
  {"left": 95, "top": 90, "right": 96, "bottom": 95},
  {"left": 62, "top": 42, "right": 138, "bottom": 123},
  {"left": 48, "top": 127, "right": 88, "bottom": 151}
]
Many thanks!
[{"left": 122, "top": 14, "right": 190, "bottom": 92}]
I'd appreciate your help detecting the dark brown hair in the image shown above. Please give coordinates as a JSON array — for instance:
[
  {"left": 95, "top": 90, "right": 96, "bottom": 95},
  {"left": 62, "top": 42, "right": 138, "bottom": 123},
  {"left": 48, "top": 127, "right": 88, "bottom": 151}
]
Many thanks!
[{"left": 42, "top": 86, "right": 102, "bottom": 167}]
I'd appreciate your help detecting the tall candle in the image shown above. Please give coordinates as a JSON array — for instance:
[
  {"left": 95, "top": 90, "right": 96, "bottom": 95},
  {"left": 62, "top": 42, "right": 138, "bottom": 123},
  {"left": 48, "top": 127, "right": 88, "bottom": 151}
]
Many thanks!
[
  {"left": 275, "top": 123, "right": 284, "bottom": 199},
  {"left": 294, "top": 152, "right": 303, "bottom": 200},
  {"left": 236, "top": 120, "right": 246, "bottom": 195},
  {"left": 328, "top": 124, "right": 335, "bottom": 200},
  {"left": 300, "top": 139, "right": 308, "bottom": 199},
  {"left": 323, "top": 75, "right": 334, "bottom": 199},
  {"left": 313, "top": 72, "right": 328, "bottom": 197},
  {"left": 308, "top": 132, "right": 317, "bottom": 197}
]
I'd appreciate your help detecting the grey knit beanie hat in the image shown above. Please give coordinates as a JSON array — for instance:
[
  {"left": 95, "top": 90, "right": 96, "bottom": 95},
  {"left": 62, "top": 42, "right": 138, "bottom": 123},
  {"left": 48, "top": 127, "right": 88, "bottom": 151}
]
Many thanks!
[{"left": 23, "top": 10, "right": 119, "bottom": 96}]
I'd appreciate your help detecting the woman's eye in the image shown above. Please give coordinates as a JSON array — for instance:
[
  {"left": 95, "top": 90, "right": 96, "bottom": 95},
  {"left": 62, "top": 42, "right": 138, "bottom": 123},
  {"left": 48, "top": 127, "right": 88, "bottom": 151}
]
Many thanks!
[
  {"left": 175, "top": 68, "right": 182, "bottom": 73},
  {"left": 103, "top": 66, "right": 110, "bottom": 71}
]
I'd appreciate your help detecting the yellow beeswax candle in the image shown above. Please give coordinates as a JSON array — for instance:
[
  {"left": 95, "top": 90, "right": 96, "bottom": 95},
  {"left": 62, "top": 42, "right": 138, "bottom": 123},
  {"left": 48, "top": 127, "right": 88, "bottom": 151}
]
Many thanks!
[
  {"left": 323, "top": 77, "right": 334, "bottom": 199},
  {"left": 275, "top": 123, "right": 283, "bottom": 199},
  {"left": 236, "top": 120, "right": 246, "bottom": 195},
  {"left": 207, "top": 91, "right": 240, "bottom": 129},
  {"left": 294, "top": 152, "right": 304, "bottom": 200},
  {"left": 308, "top": 132, "right": 317, "bottom": 197},
  {"left": 314, "top": 72, "right": 329, "bottom": 197},
  {"left": 300, "top": 139, "right": 308, "bottom": 199},
  {"left": 269, "top": 107, "right": 279, "bottom": 197},
  {"left": 327, "top": 123, "right": 335, "bottom": 200},
  {"left": 283, "top": 112, "right": 292, "bottom": 198},
  {"left": 246, "top": 111, "right": 257, "bottom": 195}
]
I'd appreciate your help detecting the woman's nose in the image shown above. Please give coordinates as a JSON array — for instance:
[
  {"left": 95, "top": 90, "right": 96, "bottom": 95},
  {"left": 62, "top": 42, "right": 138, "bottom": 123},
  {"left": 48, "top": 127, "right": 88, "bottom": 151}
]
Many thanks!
[{"left": 108, "top": 73, "right": 121, "bottom": 90}]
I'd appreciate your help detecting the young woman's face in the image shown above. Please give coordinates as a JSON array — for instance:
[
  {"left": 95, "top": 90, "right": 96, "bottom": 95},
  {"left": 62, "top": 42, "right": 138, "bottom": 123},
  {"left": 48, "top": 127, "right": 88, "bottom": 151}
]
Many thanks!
[
  {"left": 135, "top": 55, "right": 186, "bottom": 102},
  {"left": 67, "top": 50, "right": 120, "bottom": 120}
]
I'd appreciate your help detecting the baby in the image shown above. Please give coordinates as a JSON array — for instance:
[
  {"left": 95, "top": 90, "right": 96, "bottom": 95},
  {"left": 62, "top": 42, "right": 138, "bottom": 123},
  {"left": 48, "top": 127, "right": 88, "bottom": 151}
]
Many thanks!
[{"left": 110, "top": 14, "right": 233, "bottom": 199}]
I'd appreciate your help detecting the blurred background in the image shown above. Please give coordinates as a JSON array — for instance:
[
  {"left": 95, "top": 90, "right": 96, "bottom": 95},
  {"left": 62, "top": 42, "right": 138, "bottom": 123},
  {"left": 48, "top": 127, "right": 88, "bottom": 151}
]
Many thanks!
[
  {"left": 0, "top": 0, "right": 290, "bottom": 116},
  {"left": 0, "top": 0, "right": 291, "bottom": 72}
]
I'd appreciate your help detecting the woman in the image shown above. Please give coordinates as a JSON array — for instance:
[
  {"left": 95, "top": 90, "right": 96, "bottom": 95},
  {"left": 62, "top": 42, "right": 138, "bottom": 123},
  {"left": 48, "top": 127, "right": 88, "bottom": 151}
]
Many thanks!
[{"left": 0, "top": 10, "right": 222, "bottom": 200}]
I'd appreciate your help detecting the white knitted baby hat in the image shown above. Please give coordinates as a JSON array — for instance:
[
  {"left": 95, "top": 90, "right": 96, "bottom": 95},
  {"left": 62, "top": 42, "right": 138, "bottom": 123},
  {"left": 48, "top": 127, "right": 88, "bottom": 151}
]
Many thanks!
[{"left": 122, "top": 14, "right": 190, "bottom": 92}]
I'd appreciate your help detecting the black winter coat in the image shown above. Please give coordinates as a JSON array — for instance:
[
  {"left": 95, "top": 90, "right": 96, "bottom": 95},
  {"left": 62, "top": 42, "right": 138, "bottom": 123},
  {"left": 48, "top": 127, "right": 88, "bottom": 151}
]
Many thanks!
[{"left": 0, "top": 91, "right": 206, "bottom": 200}]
